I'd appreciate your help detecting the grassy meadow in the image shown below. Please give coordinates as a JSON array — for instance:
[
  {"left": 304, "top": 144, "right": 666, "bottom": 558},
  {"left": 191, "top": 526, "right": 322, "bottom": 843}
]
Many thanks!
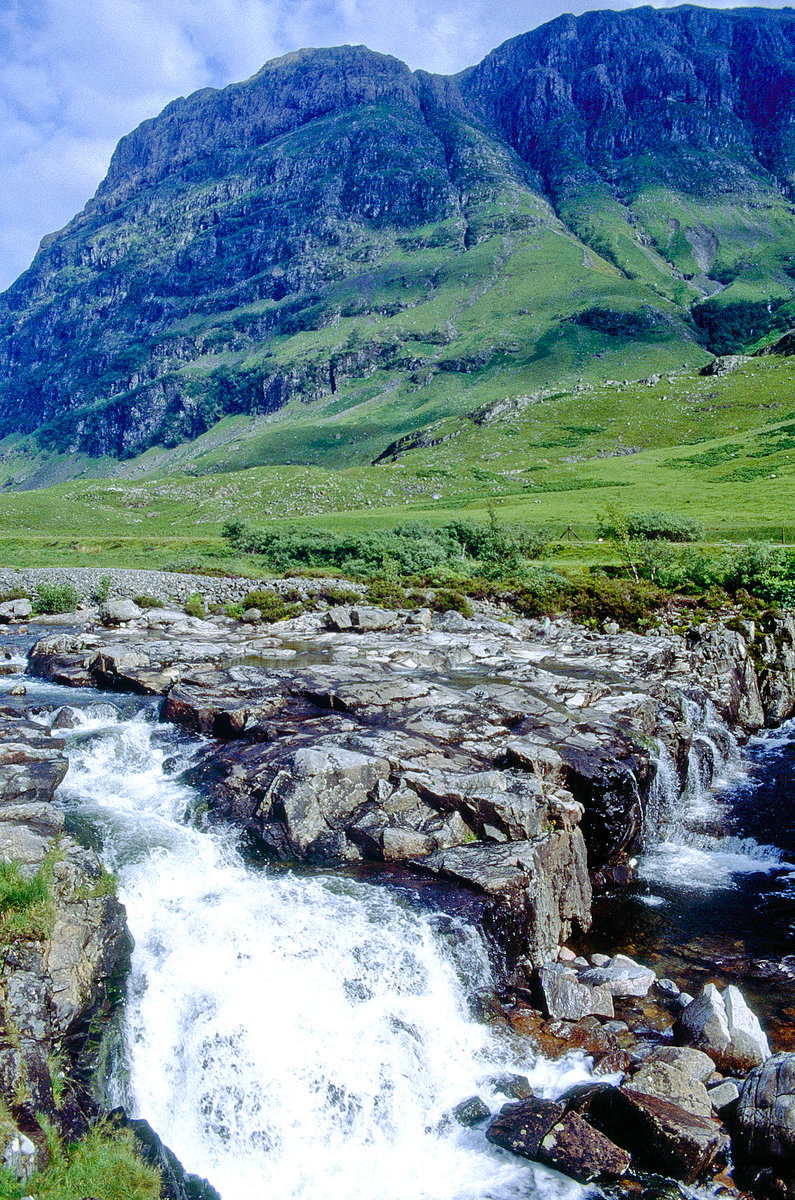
[{"left": 0, "top": 354, "right": 791, "bottom": 583}]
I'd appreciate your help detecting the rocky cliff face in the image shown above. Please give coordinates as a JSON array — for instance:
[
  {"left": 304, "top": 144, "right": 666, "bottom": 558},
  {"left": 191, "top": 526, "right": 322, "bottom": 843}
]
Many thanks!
[{"left": 3, "top": 8, "right": 795, "bottom": 463}]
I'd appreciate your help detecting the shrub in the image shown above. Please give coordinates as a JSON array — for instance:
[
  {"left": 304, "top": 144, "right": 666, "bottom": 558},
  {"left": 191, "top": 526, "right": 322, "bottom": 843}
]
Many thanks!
[
  {"left": 184, "top": 593, "right": 205, "bottom": 619},
  {"left": 241, "top": 590, "right": 301, "bottom": 622},
  {"left": 625, "top": 510, "right": 704, "bottom": 542},
  {"left": 132, "top": 594, "right": 164, "bottom": 609},
  {"left": 91, "top": 574, "right": 113, "bottom": 604},
  {"left": 430, "top": 589, "right": 473, "bottom": 617},
  {"left": 28, "top": 1120, "right": 162, "bottom": 1200},
  {"left": 34, "top": 582, "right": 80, "bottom": 615}
]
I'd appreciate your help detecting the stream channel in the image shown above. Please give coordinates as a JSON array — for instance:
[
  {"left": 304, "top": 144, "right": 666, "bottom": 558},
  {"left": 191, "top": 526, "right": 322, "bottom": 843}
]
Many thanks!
[{"left": 2, "top": 645, "right": 794, "bottom": 1199}]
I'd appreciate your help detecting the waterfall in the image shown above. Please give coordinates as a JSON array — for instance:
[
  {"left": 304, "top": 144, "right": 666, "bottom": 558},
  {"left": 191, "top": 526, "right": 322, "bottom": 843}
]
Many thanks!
[
  {"left": 52, "top": 701, "right": 596, "bottom": 1200},
  {"left": 641, "top": 694, "right": 787, "bottom": 892}
]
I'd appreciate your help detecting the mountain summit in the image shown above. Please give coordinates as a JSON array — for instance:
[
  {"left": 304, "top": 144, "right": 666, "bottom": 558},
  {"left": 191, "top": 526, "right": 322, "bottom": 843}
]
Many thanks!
[{"left": 3, "top": 6, "right": 795, "bottom": 466}]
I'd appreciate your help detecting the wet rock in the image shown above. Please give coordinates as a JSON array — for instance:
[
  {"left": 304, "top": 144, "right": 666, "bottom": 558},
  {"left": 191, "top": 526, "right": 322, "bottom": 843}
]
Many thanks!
[
  {"left": 490, "top": 1074, "right": 534, "bottom": 1101},
  {"left": 656, "top": 978, "right": 681, "bottom": 999},
  {"left": 539, "top": 1111, "right": 632, "bottom": 1182},
  {"left": 485, "top": 1097, "right": 565, "bottom": 1158},
  {"left": 538, "top": 963, "right": 614, "bottom": 1021},
  {"left": 98, "top": 599, "right": 141, "bottom": 625},
  {"left": 110, "top": 1110, "right": 222, "bottom": 1200},
  {"left": 625, "top": 1060, "right": 713, "bottom": 1118},
  {"left": 452, "top": 1096, "right": 490, "bottom": 1127},
  {"left": 594, "top": 1049, "right": 632, "bottom": 1076},
  {"left": 734, "top": 1053, "right": 795, "bottom": 1180},
  {"left": 587, "top": 1085, "right": 728, "bottom": 1182}
]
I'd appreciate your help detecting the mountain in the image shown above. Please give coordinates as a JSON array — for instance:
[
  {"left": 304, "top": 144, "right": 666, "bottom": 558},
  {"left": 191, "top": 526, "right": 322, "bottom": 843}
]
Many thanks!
[{"left": 3, "top": 5, "right": 795, "bottom": 474}]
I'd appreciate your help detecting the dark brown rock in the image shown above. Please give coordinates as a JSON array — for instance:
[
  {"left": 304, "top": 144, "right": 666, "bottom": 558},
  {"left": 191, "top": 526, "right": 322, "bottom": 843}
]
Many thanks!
[
  {"left": 539, "top": 1112, "right": 632, "bottom": 1182},
  {"left": 587, "top": 1086, "right": 728, "bottom": 1182},
  {"left": 485, "top": 1098, "right": 565, "bottom": 1158}
]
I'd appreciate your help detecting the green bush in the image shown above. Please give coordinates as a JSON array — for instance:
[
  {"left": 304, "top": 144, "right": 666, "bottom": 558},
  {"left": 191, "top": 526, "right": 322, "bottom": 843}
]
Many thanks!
[
  {"left": 132, "top": 594, "right": 164, "bottom": 609},
  {"left": 24, "top": 1120, "right": 162, "bottom": 1200},
  {"left": 598, "top": 509, "right": 703, "bottom": 543},
  {"left": 625, "top": 510, "right": 703, "bottom": 542},
  {"left": 430, "top": 589, "right": 473, "bottom": 617},
  {"left": 222, "top": 516, "right": 552, "bottom": 580},
  {"left": 34, "top": 583, "right": 80, "bottom": 615},
  {"left": 91, "top": 575, "right": 113, "bottom": 604},
  {"left": 241, "top": 590, "right": 301, "bottom": 622},
  {"left": 184, "top": 593, "right": 205, "bottom": 619}
]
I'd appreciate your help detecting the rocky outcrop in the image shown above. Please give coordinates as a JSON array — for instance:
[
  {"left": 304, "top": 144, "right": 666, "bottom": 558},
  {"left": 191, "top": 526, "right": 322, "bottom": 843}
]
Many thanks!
[
  {"left": 20, "top": 598, "right": 795, "bottom": 971},
  {"left": 734, "top": 1053, "right": 795, "bottom": 1195},
  {"left": 0, "top": 711, "right": 131, "bottom": 1147}
]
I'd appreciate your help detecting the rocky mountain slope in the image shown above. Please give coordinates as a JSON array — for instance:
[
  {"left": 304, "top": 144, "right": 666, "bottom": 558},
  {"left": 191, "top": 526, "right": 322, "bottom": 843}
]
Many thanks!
[{"left": 3, "top": 5, "right": 795, "bottom": 470}]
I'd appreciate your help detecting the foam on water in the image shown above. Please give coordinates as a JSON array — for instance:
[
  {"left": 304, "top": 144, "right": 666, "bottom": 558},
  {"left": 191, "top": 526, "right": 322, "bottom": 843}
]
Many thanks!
[
  {"left": 642, "top": 697, "right": 793, "bottom": 892},
  {"left": 54, "top": 704, "right": 596, "bottom": 1200}
]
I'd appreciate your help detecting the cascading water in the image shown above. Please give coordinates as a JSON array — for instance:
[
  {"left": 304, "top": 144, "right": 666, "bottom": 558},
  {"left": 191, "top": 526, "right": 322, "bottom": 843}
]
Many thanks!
[
  {"left": 49, "top": 697, "right": 595, "bottom": 1200},
  {"left": 640, "top": 694, "right": 789, "bottom": 891}
]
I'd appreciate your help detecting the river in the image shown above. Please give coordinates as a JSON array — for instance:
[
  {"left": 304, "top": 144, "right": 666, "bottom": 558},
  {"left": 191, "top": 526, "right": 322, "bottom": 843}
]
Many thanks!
[{"left": 13, "top": 676, "right": 592, "bottom": 1200}]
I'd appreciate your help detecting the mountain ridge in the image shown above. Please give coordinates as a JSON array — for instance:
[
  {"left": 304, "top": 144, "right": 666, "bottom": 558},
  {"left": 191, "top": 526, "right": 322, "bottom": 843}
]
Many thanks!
[{"left": 2, "top": 5, "right": 795, "bottom": 478}]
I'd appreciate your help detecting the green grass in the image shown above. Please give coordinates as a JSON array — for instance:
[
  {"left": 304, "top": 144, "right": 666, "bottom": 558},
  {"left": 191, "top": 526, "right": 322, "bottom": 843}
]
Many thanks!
[
  {"left": 0, "top": 1122, "right": 162, "bottom": 1200},
  {"left": 0, "top": 356, "right": 791, "bottom": 577},
  {"left": 0, "top": 861, "right": 55, "bottom": 943}
]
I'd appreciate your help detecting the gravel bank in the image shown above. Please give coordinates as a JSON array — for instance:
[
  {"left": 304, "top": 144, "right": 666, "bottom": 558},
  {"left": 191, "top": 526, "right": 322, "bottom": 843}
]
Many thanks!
[{"left": 0, "top": 566, "right": 364, "bottom": 608}]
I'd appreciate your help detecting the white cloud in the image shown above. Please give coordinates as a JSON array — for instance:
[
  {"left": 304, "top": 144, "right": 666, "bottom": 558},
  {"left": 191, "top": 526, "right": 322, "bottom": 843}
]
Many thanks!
[{"left": 0, "top": 0, "right": 788, "bottom": 289}]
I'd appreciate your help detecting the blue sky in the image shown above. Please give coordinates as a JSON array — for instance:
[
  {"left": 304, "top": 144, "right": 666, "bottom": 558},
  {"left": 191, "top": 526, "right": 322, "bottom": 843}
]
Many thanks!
[{"left": 0, "top": 0, "right": 786, "bottom": 290}]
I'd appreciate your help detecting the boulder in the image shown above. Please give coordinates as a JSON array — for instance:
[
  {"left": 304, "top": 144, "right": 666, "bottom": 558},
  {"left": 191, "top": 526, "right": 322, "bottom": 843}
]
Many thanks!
[
  {"left": 2, "top": 1132, "right": 36, "bottom": 1181},
  {"left": 325, "top": 606, "right": 398, "bottom": 633},
  {"left": 647, "top": 1046, "right": 716, "bottom": 1084},
  {"left": 414, "top": 830, "right": 592, "bottom": 966},
  {"left": 587, "top": 1086, "right": 728, "bottom": 1182},
  {"left": 708, "top": 1080, "right": 740, "bottom": 1111},
  {"left": 578, "top": 961, "right": 656, "bottom": 997},
  {"left": 625, "top": 1060, "right": 713, "bottom": 1118},
  {"left": 735, "top": 1053, "right": 795, "bottom": 1177},
  {"left": 99, "top": 599, "right": 141, "bottom": 625},
  {"left": 538, "top": 964, "right": 614, "bottom": 1021},
  {"left": 675, "top": 983, "right": 770, "bottom": 1074},
  {"left": 0, "top": 599, "right": 32, "bottom": 622},
  {"left": 724, "top": 985, "right": 771, "bottom": 1073},
  {"left": 485, "top": 1098, "right": 565, "bottom": 1158},
  {"left": 539, "top": 1112, "right": 631, "bottom": 1182},
  {"left": 490, "top": 1074, "right": 534, "bottom": 1101},
  {"left": 452, "top": 1096, "right": 490, "bottom": 1127}
]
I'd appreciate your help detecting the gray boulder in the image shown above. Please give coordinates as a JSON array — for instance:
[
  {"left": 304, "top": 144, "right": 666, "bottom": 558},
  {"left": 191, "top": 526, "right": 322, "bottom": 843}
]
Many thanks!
[
  {"left": 647, "top": 1046, "right": 716, "bottom": 1084},
  {"left": 538, "top": 963, "right": 614, "bottom": 1021},
  {"left": 675, "top": 983, "right": 770, "bottom": 1074},
  {"left": 99, "top": 598, "right": 141, "bottom": 625},
  {"left": 734, "top": 1053, "right": 795, "bottom": 1178},
  {"left": 625, "top": 1060, "right": 713, "bottom": 1118},
  {"left": 325, "top": 606, "right": 398, "bottom": 632},
  {"left": 0, "top": 599, "right": 32, "bottom": 622}
]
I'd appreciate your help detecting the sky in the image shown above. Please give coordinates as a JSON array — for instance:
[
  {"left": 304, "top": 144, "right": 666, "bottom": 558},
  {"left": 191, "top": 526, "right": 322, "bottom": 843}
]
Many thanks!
[{"left": 0, "top": 0, "right": 787, "bottom": 290}]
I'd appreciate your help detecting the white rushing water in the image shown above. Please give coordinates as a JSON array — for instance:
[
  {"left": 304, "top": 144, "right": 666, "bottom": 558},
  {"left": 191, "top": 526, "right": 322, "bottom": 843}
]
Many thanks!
[
  {"left": 641, "top": 696, "right": 794, "bottom": 893},
  {"left": 51, "top": 701, "right": 595, "bottom": 1200}
]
